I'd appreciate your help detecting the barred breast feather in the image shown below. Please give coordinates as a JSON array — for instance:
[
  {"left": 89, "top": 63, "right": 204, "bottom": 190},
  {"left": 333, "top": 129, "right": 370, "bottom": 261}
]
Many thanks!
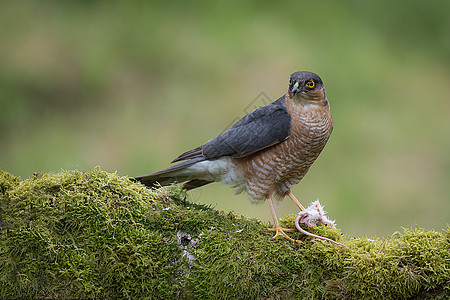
[{"left": 234, "top": 97, "right": 332, "bottom": 202}]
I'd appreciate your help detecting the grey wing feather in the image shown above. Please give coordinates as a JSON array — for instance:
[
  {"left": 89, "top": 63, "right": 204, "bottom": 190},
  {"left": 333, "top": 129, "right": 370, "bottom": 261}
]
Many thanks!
[
  {"left": 169, "top": 95, "right": 290, "bottom": 162},
  {"left": 134, "top": 95, "right": 290, "bottom": 188},
  {"left": 172, "top": 146, "right": 203, "bottom": 163},
  {"left": 133, "top": 157, "right": 206, "bottom": 187},
  {"left": 202, "top": 95, "right": 291, "bottom": 159}
]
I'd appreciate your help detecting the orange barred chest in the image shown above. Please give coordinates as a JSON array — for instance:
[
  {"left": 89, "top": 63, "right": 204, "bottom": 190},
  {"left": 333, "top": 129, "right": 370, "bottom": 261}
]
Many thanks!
[{"left": 238, "top": 108, "right": 332, "bottom": 201}]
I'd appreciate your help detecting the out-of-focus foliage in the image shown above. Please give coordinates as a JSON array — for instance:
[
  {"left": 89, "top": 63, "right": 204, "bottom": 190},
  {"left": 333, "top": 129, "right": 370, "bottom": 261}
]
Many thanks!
[{"left": 1, "top": 1, "right": 449, "bottom": 236}]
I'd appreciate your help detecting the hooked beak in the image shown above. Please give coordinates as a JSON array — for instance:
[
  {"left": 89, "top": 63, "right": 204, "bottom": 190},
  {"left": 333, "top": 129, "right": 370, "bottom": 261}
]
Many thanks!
[{"left": 291, "top": 82, "right": 301, "bottom": 94}]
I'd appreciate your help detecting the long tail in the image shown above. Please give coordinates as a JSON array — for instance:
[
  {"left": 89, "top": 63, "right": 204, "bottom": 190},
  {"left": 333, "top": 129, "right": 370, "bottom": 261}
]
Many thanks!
[{"left": 133, "top": 157, "right": 213, "bottom": 190}]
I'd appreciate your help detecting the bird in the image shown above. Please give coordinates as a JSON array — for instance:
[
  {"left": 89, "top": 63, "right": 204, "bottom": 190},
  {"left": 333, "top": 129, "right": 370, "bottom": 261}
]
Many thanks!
[{"left": 134, "top": 71, "right": 333, "bottom": 243}]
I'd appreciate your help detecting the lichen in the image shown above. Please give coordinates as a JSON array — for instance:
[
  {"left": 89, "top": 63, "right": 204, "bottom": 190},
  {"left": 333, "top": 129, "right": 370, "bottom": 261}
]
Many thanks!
[{"left": 0, "top": 168, "right": 449, "bottom": 299}]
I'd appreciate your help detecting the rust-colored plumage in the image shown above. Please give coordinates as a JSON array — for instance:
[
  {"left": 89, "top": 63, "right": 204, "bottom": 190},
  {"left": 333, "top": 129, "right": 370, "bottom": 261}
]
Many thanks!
[
  {"left": 135, "top": 71, "right": 333, "bottom": 243},
  {"left": 236, "top": 89, "right": 332, "bottom": 202}
]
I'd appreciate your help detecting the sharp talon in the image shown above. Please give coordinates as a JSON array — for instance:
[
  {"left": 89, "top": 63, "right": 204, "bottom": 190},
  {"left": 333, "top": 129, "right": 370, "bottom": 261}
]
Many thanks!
[{"left": 268, "top": 226, "right": 301, "bottom": 244}]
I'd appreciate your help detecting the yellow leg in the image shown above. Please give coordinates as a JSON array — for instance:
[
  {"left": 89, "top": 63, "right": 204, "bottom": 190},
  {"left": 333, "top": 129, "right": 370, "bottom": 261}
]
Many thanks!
[
  {"left": 267, "top": 194, "right": 299, "bottom": 244},
  {"left": 287, "top": 190, "right": 305, "bottom": 211}
]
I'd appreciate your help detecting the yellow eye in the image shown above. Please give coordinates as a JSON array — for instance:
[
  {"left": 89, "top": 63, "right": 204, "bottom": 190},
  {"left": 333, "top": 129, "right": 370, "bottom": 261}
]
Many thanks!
[
  {"left": 289, "top": 78, "right": 292, "bottom": 85},
  {"left": 306, "top": 80, "right": 315, "bottom": 89}
]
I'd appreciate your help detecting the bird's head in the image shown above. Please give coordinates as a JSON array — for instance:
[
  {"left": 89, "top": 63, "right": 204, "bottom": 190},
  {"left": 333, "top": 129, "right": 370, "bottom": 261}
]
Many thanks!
[{"left": 287, "top": 71, "right": 327, "bottom": 106}]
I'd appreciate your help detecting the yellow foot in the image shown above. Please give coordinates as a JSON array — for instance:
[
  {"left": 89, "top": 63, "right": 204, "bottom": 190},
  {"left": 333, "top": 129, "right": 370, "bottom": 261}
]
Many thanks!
[{"left": 267, "top": 227, "right": 300, "bottom": 244}]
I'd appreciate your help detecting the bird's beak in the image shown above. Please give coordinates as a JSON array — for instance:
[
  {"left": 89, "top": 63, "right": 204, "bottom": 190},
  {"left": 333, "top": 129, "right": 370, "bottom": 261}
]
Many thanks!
[{"left": 291, "top": 82, "right": 301, "bottom": 94}]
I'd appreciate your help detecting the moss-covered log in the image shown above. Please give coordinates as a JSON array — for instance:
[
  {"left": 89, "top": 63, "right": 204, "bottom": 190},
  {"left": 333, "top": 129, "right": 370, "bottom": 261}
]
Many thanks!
[{"left": 0, "top": 168, "right": 449, "bottom": 299}]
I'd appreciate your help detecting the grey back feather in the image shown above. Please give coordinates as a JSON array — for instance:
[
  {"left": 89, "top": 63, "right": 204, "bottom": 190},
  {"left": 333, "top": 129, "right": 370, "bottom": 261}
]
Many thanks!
[
  {"left": 134, "top": 95, "right": 291, "bottom": 188},
  {"left": 202, "top": 95, "right": 290, "bottom": 159}
]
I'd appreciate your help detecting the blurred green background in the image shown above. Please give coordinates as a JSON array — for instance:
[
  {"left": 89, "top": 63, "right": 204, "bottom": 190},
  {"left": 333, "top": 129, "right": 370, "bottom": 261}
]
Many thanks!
[{"left": 1, "top": 1, "right": 449, "bottom": 237}]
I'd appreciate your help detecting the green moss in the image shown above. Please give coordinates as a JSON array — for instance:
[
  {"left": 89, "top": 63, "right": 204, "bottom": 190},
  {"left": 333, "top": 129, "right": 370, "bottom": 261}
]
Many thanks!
[{"left": 0, "top": 168, "right": 449, "bottom": 299}]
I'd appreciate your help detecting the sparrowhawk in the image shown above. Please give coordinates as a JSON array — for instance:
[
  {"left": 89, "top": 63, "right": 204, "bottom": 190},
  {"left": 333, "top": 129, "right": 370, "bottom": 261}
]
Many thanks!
[{"left": 135, "top": 71, "right": 333, "bottom": 243}]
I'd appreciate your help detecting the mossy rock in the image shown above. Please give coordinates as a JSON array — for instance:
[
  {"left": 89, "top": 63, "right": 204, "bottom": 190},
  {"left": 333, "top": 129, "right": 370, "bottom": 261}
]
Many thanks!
[{"left": 0, "top": 168, "right": 449, "bottom": 299}]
